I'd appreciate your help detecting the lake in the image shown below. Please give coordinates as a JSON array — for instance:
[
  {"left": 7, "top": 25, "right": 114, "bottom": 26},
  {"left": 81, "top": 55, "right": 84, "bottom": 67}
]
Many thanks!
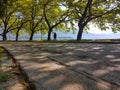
[{"left": 0, "top": 31, "right": 120, "bottom": 40}]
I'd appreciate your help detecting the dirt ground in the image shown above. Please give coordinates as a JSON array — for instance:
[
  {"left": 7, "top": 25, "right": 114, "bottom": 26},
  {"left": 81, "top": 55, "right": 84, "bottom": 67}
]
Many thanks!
[
  {"left": 0, "top": 46, "right": 32, "bottom": 90},
  {"left": 0, "top": 42, "right": 120, "bottom": 90}
]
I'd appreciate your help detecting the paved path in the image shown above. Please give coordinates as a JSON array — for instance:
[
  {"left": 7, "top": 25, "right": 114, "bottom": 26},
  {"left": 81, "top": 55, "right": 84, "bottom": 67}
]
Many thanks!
[{"left": 0, "top": 42, "right": 120, "bottom": 90}]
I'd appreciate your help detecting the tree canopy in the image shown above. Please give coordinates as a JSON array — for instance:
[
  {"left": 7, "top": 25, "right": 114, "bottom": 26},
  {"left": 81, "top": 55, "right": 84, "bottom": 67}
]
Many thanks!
[
  {"left": 61, "top": 0, "right": 120, "bottom": 40},
  {"left": 0, "top": 0, "right": 120, "bottom": 41}
]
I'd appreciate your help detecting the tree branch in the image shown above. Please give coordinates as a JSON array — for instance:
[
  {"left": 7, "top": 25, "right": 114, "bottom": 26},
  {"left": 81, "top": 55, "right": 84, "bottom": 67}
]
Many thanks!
[
  {"left": 83, "top": 2, "right": 118, "bottom": 26},
  {"left": 33, "top": 17, "right": 43, "bottom": 29},
  {"left": 79, "top": 0, "right": 93, "bottom": 25},
  {"left": 7, "top": 18, "right": 17, "bottom": 30},
  {"left": 43, "top": 2, "right": 51, "bottom": 29}
]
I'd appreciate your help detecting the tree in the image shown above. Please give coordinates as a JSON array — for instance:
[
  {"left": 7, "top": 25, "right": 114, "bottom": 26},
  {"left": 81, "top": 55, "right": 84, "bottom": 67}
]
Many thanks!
[
  {"left": 0, "top": 9, "right": 16, "bottom": 40},
  {"left": 13, "top": 0, "right": 45, "bottom": 41},
  {"left": 0, "top": 0, "right": 8, "bottom": 18},
  {"left": 0, "top": 0, "right": 16, "bottom": 18},
  {"left": 27, "top": 0, "right": 43, "bottom": 41},
  {"left": 10, "top": 17, "right": 27, "bottom": 41},
  {"left": 0, "top": 0, "right": 20, "bottom": 40},
  {"left": 41, "top": 0, "right": 72, "bottom": 41},
  {"left": 64, "top": 0, "right": 120, "bottom": 41},
  {"left": 4, "top": 0, "right": 34, "bottom": 41}
]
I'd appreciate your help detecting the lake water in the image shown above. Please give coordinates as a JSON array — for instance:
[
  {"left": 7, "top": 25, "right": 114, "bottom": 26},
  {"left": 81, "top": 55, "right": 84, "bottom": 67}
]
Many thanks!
[{"left": 0, "top": 31, "right": 120, "bottom": 40}]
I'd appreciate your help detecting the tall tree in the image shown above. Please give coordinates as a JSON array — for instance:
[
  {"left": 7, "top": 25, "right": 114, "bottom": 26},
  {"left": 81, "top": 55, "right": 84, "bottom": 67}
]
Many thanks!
[
  {"left": 10, "top": 17, "right": 27, "bottom": 41},
  {"left": 27, "top": 0, "right": 43, "bottom": 41},
  {"left": 64, "top": 0, "right": 120, "bottom": 41},
  {"left": 0, "top": 9, "right": 17, "bottom": 40},
  {"left": 14, "top": 0, "right": 44, "bottom": 41},
  {"left": 42, "top": 0, "right": 72, "bottom": 41},
  {"left": 0, "top": 0, "right": 20, "bottom": 40}
]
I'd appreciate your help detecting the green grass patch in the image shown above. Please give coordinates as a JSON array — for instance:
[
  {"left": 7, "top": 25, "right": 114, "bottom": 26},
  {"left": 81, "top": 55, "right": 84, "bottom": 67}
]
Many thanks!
[
  {"left": 0, "top": 48, "right": 4, "bottom": 52},
  {"left": 0, "top": 47, "right": 10, "bottom": 84},
  {"left": 0, "top": 71, "right": 10, "bottom": 83},
  {"left": 0, "top": 87, "right": 4, "bottom": 90}
]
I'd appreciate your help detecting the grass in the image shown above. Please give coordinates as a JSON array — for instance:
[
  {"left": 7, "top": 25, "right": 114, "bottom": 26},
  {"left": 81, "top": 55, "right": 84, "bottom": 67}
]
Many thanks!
[
  {"left": 0, "top": 71, "right": 10, "bottom": 90},
  {"left": 0, "top": 47, "right": 10, "bottom": 84},
  {"left": 0, "top": 48, "right": 4, "bottom": 52},
  {"left": 0, "top": 71, "right": 10, "bottom": 84},
  {"left": 0, "top": 87, "right": 4, "bottom": 90},
  {"left": 0, "top": 47, "right": 4, "bottom": 67}
]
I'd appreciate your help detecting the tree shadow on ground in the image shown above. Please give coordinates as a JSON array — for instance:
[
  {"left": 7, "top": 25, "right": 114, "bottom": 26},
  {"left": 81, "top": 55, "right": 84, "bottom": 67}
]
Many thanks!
[
  {"left": 50, "top": 43, "right": 120, "bottom": 87},
  {"left": 0, "top": 42, "right": 120, "bottom": 90}
]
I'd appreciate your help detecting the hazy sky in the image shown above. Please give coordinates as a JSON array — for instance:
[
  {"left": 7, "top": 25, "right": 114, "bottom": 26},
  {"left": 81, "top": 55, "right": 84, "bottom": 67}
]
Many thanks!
[{"left": 88, "top": 27, "right": 115, "bottom": 34}]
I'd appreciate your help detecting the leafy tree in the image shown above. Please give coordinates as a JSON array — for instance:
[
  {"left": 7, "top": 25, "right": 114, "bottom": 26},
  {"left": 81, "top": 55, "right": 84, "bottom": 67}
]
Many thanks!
[
  {"left": 10, "top": 16, "right": 28, "bottom": 41},
  {"left": 0, "top": 0, "right": 16, "bottom": 18},
  {"left": 0, "top": 0, "right": 21, "bottom": 41},
  {"left": 0, "top": 0, "right": 34, "bottom": 41},
  {"left": 0, "top": 9, "right": 16, "bottom": 40},
  {"left": 64, "top": 0, "right": 120, "bottom": 41},
  {"left": 41, "top": 0, "right": 73, "bottom": 41},
  {"left": 13, "top": 0, "right": 46, "bottom": 41},
  {"left": 0, "top": 0, "right": 8, "bottom": 18},
  {"left": 0, "top": 0, "right": 5, "bottom": 18},
  {"left": 1, "top": 0, "right": 119, "bottom": 41},
  {"left": 26, "top": 0, "right": 43, "bottom": 41}
]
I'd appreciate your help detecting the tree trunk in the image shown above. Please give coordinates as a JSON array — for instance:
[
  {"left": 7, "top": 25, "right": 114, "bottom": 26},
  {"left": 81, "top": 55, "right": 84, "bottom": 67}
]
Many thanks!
[
  {"left": 77, "top": 25, "right": 84, "bottom": 41},
  {"left": 29, "top": 31, "right": 34, "bottom": 41},
  {"left": 41, "top": 30, "right": 42, "bottom": 40},
  {"left": 47, "top": 29, "right": 52, "bottom": 41},
  {"left": 2, "top": 34, "right": 7, "bottom": 41},
  {"left": 16, "top": 29, "right": 20, "bottom": 41}
]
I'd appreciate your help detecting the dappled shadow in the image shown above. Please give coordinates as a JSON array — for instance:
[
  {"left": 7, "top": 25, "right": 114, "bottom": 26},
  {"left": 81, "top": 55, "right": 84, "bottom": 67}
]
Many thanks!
[
  {"left": 0, "top": 42, "right": 120, "bottom": 90},
  {"left": 50, "top": 43, "right": 120, "bottom": 86}
]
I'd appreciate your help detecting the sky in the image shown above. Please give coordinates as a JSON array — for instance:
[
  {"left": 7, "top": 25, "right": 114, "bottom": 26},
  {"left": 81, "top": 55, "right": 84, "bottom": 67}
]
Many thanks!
[
  {"left": 88, "top": 28, "right": 115, "bottom": 34},
  {"left": 87, "top": 25, "right": 120, "bottom": 34}
]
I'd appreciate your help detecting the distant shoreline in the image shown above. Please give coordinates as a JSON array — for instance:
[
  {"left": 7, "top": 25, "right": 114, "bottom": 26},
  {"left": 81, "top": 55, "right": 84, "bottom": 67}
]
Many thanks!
[{"left": 0, "top": 32, "right": 120, "bottom": 40}]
